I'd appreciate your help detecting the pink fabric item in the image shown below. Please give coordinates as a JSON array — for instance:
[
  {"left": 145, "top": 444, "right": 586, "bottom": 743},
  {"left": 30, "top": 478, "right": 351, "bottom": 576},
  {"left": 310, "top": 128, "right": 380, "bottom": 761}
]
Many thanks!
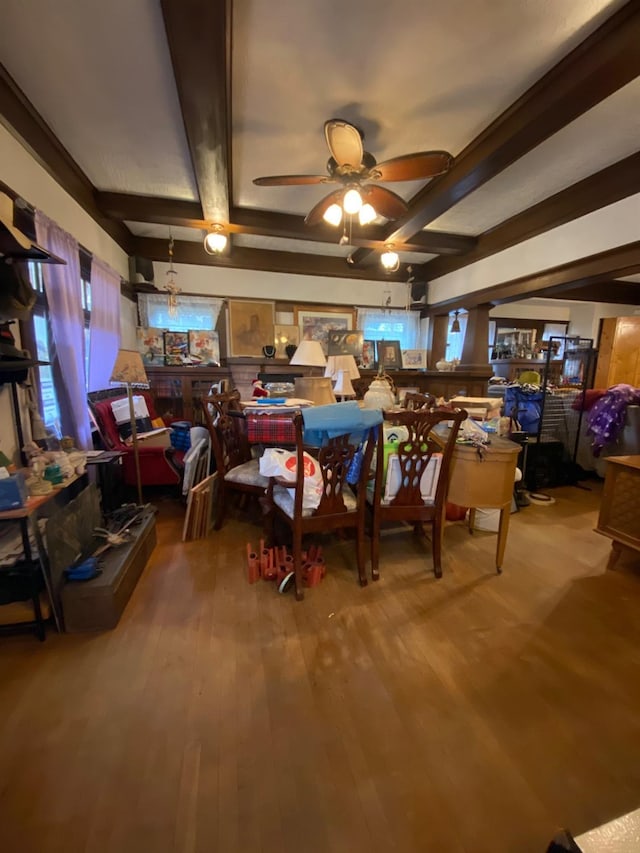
[{"left": 572, "top": 388, "right": 606, "bottom": 412}]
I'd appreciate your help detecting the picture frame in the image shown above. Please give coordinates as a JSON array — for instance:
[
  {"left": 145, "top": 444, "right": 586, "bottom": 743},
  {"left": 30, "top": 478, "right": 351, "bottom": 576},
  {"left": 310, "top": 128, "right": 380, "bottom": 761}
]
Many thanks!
[
  {"left": 188, "top": 329, "right": 220, "bottom": 365},
  {"left": 136, "top": 327, "right": 165, "bottom": 366},
  {"left": 401, "top": 349, "right": 427, "bottom": 369},
  {"left": 227, "top": 299, "right": 275, "bottom": 357},
  {"left": 163, "top": 331, "right": 189, "bottom": 364},
  {"left": 273, "top": 323, "right": 300, "bottom": 359},
  {"left": 360, "top": 339, "right": 376, "bottom": 369},
  {"left": 376, "top": 339, "right": 402, "bottom": 369},
  {"left": 294, "top": 307, "right": 355, "bottom": 355},
  {"left": 327, "top": 329, "right": 363, "bottom": 358}
]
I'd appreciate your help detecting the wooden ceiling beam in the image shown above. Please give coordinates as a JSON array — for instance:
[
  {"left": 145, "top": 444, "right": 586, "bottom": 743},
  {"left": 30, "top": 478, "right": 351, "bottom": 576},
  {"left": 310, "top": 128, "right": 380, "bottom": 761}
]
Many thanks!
[
  {"left": 541, "top": 280, "right": 640, "bottom": 304},
  {"left": 0, "top": 64, "right": 133, "bottom": 252},
  {"left": 428, "top": 241, "right": 640, "bottom": 310},
  {"left": 421, "top": 151, "right": 640, "bottom": 281},
  {"left": 160, "top": 0, "right": 231, "bottom": 224},
  {"left": 349, "top": 1, "right": 640, "bottom": 267},
  {"left": 96, "top": 192, "right": 204, "bottom": 228},
  {"left": 131, "top": 236, "right": 406, "bottom": 281}
]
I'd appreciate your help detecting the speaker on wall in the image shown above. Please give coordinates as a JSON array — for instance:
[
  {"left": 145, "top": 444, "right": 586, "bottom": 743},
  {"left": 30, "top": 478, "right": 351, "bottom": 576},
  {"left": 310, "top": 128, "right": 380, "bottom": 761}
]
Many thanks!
[
  {"left": 128, "top": 255, "right": 155, "bottom": 285},
  {"left": 411, "top": 279, "right": 427, "bottom": 303}
]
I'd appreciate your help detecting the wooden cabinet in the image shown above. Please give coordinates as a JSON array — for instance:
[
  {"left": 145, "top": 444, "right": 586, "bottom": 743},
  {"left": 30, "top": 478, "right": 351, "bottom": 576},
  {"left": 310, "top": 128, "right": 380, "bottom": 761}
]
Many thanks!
[
  {"left": 357, "top": 368, "right": 492, "bottom": 400},
  {"left": 490, "top": 358, "right": 563, "bottom": 384},
  {"left": 595, "top": 316, "right": 640, "bottom": 389},
  {"left": 145, "top": 366, "right": 231, "bottom": 424},
  {"left": 595, "top": 455, "right": 640, "bottom": 566}
]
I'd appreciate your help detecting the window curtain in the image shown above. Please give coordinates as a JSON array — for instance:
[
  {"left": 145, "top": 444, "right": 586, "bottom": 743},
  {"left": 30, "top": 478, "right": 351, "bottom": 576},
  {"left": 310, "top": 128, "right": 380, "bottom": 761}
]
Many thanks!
[
  {"left": 35, "top": 211, "right": 92, "bottom": 450},
  {"left": 356, "top": 308, "right": 420, "bottom": 350},
  {"left": 88, "top": 256, "right": 121, "bottom": 391},
  {"left": 446, "top": 313, "right": 469, "bottom": 361},
  {"left": 138, "top": 293, "right": 223, "bottom": 331}
]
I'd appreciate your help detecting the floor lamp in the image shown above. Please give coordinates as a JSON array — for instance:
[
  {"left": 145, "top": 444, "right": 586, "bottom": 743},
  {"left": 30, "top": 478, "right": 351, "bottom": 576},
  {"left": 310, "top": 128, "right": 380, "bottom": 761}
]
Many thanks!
[{"left": 110, "top": 349, "right": 149, "bottom": 506}]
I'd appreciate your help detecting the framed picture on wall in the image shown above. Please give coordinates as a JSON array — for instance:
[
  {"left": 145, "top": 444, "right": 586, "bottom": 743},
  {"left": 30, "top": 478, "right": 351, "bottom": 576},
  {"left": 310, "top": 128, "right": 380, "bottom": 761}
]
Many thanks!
[
  {"left": 327, "top": 330, "right": 363, "bottom": 357},
  {"left": 227, "top": 299, "right": 275, "bottom": 357},
  {"left": 273, "top": 323, "right": 300, "bottom": 359},
  {"left": 359, "top": 339, "right": 376, "bottom": 369},
  {"left": 163, "top": 330, "right": 189, "bottom": 365},
  {"left": 188, "top": 329, "right": 220, "bottom": 365},
  {"left": 376, "top": 339, "right": 402, "bottom": 370},
  {"left": 294, "top": 307, "right": 355, "bottom": 354},
  {"left": 136, "top": 327, "right": 165, "bottom": 365},
  {"left": 401, "top": 349, "right": 427, "bottom": 369}
]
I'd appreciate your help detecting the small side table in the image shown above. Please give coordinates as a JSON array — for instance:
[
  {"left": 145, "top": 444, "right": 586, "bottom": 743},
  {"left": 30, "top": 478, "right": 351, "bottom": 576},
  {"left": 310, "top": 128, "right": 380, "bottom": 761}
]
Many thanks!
[{"left": 595, "top": 454, "right": 640, "bottom": 567}]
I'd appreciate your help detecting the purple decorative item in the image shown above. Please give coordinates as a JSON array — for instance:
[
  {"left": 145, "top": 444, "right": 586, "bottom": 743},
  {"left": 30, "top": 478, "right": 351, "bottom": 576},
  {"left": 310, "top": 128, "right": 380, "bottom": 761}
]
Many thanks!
[{"left": 586, "top": 383, "right": 640, "bottom": 456}]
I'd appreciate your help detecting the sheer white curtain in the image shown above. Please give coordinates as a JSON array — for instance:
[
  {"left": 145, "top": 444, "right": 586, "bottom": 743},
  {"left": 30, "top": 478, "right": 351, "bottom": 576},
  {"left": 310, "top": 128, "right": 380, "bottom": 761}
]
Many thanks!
[
  {"left": 356, "top": 308, "right": 420, "bottom": 349},
  {"left": 88, "top": 256, "right": 121, "bottom": 391},
  {"left": 35, "top": 211, "right": 92, "bottom": 449},
  {"left": 138, "top": 293, "right": 223, "bottom": 331}
]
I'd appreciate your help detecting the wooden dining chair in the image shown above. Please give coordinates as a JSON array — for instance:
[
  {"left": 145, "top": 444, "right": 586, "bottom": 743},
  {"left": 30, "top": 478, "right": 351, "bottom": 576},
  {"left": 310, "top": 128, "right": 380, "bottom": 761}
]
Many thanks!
[
  {"left": 369, "top": 407, "right": 467, "bottom": 580},
  {"left": 263, "top": 412, "right": 379, "bottom": 600},
  {"left": 199, "top": 399, "right": 268, "bottom": 530}
]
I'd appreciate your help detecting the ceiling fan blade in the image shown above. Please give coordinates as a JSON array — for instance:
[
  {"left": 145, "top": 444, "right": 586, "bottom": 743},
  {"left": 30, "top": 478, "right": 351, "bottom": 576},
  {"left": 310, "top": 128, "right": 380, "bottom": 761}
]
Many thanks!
[
  {"left": 253, "top": 174, "right": 331, "bottom": 186},
  {"left": 372, "top": 151, "right": 453, "bottom": 182},
  {"left": 361, "top": 185, "right": 408, "bottom": 220},
  {"left": 304, "top": 189, "right": 344, "bottom": 226},
  {"left": 324, "top": 120, "right": 364, "bottom": 169}
]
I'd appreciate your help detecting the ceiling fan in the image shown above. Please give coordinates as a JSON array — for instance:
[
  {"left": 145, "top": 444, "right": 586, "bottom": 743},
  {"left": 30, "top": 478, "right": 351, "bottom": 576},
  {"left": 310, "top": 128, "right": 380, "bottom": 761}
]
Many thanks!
[{"left": 253, "top": 119, "right": 453, "bottom": 228}]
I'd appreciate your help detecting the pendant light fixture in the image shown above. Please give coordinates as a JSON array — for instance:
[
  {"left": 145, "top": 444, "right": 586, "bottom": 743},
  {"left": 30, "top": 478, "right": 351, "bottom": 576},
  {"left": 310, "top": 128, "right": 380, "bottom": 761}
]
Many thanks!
[
  {"left": 451, "top": 310, "right": 461, "bottom": 333},
  {"left": 204, "top": 223, "right": 228, "bottom": 255},
  {"left": 381, "top": 244, "right": 400, "bottom": 272}
]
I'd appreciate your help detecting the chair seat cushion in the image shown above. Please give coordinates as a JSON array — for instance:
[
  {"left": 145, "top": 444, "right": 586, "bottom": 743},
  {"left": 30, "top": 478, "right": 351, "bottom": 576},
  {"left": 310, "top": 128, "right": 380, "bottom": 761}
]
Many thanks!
[
  {"left": 224, "top": 459, "right": 269, "bottom": 489},
  {"left": 273, "top": 484, "right": 357, "bottom": 518}
]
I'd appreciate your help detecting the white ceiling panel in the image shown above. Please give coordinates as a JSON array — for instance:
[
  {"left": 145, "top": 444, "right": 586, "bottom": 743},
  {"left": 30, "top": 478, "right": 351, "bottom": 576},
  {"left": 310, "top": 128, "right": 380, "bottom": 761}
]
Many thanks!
[{"left": 233, "top": 233, "right": 352, "bottom": 258}]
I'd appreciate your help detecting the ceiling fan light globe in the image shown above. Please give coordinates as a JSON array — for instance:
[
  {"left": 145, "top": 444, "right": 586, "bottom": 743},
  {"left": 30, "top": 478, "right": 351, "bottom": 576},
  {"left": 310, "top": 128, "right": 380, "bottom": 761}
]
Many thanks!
[
  {"left": 381, "top": 248, "right": 399, "bottom": 272},
  {"left": 204, "top": 229, "right": 227, "bottom": 254},
  {"left": 343, "top": 188, "right": 363, "bottom": 215},
  {"left": 323, "top": 203, "right": 343, "bottom": 227},
  {"left": 358, "top": 203, "right": 376, "bottom": 225}
]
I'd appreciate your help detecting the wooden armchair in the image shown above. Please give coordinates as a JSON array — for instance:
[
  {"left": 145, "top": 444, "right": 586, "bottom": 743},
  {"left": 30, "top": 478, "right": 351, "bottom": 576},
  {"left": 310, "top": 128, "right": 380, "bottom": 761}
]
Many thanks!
[
  {"left": 370, "top": 407, "right": 467, "bottom": 580},
  {"left": 263, "top": 412, "right": 378, "bottom": 600},
  {"left": 402, "top": 392, "right": 436, "bottom": 411}
]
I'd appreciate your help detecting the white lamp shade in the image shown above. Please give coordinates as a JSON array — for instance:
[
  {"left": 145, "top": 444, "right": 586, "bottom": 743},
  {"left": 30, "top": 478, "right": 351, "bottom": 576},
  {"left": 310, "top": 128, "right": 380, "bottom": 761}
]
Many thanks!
[
  {"left": 324, "top": 354, "right": 360, "bottom": 380},
  {"left": 332, "top": 370, "right": 356, "bottom": 397},
  {"left": 289, "top": 339, "right": 327, "bottom": 367}
]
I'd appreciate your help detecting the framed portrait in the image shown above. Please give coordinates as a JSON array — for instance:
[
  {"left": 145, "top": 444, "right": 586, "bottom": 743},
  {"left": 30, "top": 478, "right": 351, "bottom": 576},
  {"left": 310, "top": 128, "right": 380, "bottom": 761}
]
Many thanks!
[
  {"left": 188, "top": 329, "right": 220, "bottom": 365},
  {"left": 227, "top": 299, "right": 275, "bottom": 357},
  {"left": 359, "top": 339, "right": 376, "bottom": 369},
  {"left": 273, "top": 323, "right": 300, "bottom": 359},
  {"left": 401, "top": 349, "right": 427, "bottom": 369},
  {"left": 376, "top": 339, "right": 402, "bottom": 369},
  {"left": 294, "top": 307, "right": 355, "bottom": 354},
  {"left": 136, "top": 327, "right": 165, "bottom": 365},
  {"left": 327, "top": 330, "right": 363, "bottom": 358}
]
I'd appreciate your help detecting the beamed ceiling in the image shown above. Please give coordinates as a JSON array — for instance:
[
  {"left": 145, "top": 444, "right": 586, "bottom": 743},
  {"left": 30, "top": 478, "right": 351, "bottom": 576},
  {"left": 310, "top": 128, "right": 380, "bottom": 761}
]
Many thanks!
[{"left": 0, "top": 0, "right": 639, "bottom": 311}]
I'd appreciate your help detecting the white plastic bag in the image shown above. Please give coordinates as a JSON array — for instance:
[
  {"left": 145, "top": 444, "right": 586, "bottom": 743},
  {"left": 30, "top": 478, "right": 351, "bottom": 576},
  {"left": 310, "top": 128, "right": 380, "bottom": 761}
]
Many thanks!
[{"left": 259, "top": 448, "right": 323, "bottom": 509}]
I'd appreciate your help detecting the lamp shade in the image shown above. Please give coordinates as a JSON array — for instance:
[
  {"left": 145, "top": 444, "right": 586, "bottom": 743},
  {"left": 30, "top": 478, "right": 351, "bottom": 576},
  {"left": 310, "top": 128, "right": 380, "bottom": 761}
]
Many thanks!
[
  {"left": 110, "top": 349, "right": 149, "bottom": 387},
  {"left": 289, "top": 339, "right": 327, "bottom": 367},
  {"left": 324, "top": 354, "right": 360, "bottom": 380},
  {"left": 332, "top": 370, "right": 356, "bottom": 398}
]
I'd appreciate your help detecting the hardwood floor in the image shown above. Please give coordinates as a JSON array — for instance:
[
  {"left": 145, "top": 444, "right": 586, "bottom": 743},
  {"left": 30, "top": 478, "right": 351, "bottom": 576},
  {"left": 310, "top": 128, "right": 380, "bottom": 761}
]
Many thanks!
[{"left": 1, "top": 481, "right": 640, "bottom": 853}]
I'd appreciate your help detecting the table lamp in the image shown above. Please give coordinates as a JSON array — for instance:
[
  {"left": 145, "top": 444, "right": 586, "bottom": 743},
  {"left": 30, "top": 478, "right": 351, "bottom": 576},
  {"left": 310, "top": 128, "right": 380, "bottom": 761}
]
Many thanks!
[
  {"left": 324, "top": 354, "right": 360, "bottom": 400},
  {"left": 289, "top": 340, "right": 336, "bottom": 405},
  {"left": 110, "top": 349, "right": 149, "bottom": 505}
]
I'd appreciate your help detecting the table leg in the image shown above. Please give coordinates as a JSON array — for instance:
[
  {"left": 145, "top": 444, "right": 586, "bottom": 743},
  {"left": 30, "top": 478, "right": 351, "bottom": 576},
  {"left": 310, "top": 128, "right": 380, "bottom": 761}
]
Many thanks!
[{"left": 495, "top": 502, "right": 511, "bottom": 574}]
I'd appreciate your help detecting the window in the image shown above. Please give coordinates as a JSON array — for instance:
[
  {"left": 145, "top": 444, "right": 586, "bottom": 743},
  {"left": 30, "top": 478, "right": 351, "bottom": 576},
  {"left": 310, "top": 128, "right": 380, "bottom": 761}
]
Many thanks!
[
  {"left": 27, "top": 259, "right": 92, "bottom": 437},
  {"left": 138, "top": 294, "right": 223, "bottom": 332},
  {"left": 356, "top": 308, "right": 420, "bottom": 351}
]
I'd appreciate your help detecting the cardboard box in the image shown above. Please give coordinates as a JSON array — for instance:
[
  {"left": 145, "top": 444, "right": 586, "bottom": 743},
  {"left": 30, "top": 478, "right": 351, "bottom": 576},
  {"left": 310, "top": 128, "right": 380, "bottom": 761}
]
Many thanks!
[{"left": 131, "top": 427, "right": 171, "bottom": 448}]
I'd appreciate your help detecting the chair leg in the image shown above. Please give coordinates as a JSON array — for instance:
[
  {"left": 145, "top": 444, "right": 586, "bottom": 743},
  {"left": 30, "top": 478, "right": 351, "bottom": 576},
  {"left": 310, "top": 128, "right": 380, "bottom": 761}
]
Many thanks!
[
  {"left": 431, "top": 516, "right": 443, "bottom": 579},
  {"left": 356, "top": 518, "right": 368, "bottom": 587},
  {"left": 371, "top": 512, "right": 380, "bottom": 581},
  {"left": 293, "top": 530, "right": 304, "bottom": 601}
]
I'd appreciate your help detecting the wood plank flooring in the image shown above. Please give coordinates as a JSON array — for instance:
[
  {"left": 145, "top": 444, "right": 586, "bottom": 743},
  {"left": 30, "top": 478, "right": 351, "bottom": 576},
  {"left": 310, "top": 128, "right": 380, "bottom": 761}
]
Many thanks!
[{"left": 1, "top": 480, "right": 640, "bottom": 853}]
